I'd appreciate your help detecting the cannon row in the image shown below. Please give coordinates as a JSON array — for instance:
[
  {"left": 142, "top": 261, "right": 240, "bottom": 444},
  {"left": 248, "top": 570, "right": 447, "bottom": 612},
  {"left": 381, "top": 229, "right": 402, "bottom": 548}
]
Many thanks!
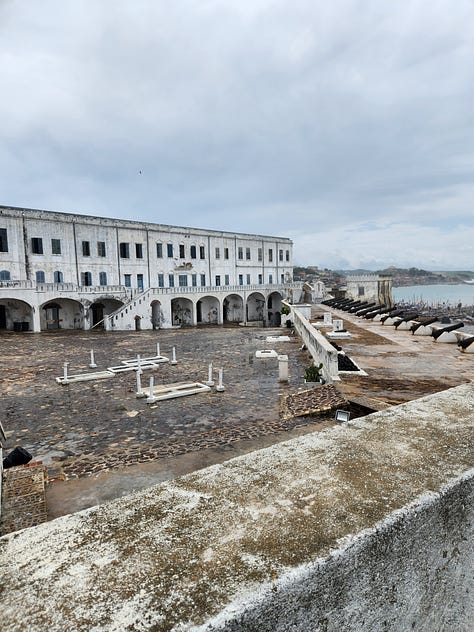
[{"left": 320, "top": 298, "right": 474, "bottom": 352}]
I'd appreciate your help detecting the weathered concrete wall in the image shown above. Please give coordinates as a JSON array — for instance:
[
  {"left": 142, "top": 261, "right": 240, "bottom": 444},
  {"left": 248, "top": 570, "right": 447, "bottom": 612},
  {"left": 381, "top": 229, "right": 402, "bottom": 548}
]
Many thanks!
[
  {"left": 291, "top": 305, "right": 339, "bottom": 381},
  {"left": 202, "top": 473, "right": 474, "bottom": 631},
  {"left": 1, "top": 384, "right": 473, "bottom": 631},
  {"left": 346, "top": 275, "right": 393, "bottom": 306}
]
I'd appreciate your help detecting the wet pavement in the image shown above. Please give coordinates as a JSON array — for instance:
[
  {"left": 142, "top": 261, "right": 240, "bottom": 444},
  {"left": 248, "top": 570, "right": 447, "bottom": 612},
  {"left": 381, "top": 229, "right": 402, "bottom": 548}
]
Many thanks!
[
  {"left": 317, "top": 306, "right": 474, "bottom": 407},
  {"left": 3, "top": 310, "right": 473, "bottom": 523},
  {"left": 1, "top": 325, "right": 337, "bottom": 517}
]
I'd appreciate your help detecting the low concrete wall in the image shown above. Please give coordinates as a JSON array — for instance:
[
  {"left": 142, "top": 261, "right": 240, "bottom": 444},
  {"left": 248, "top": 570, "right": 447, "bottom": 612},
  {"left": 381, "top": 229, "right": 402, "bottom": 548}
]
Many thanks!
[
  {"left": 291, "top": 304, "right": 339, "bottom": 381},
  {"left": 1, "top": 384, "right": 473, "bottom": 631}
]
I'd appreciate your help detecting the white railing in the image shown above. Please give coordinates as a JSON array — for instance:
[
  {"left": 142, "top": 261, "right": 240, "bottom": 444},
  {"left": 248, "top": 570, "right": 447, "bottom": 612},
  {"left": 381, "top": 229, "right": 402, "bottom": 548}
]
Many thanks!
[{"left": 0, "top": 280, "right": 35, "bottom": 289}]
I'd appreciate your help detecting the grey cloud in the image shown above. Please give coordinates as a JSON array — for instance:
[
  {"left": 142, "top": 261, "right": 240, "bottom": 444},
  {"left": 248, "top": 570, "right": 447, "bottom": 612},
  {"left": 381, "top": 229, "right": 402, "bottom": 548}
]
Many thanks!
[{"left": 1, "top": 0, "right": 474, "bottom": 268}]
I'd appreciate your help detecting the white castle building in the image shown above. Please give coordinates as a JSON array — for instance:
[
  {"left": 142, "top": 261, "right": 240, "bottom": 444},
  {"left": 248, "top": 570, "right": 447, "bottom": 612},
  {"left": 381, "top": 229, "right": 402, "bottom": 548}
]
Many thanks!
[{"left": 0, "top": 205, "right": 302, "bottom": 332}]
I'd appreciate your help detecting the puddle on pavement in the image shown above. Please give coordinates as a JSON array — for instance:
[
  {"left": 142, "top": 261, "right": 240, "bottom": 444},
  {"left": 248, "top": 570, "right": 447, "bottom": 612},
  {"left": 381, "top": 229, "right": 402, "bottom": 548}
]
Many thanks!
[{"left": 46, "top": 419, "right": 335, "bottom": 520}]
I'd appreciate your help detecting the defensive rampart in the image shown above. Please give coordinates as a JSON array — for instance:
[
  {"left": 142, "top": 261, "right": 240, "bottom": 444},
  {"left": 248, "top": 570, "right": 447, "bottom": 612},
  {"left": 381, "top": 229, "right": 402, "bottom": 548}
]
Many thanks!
[
  {"left": 290, "top": 304, "right": 339, "bottom": 381},
  {"left": 1, "top": 384, "right": 473, "bottom": 631}
]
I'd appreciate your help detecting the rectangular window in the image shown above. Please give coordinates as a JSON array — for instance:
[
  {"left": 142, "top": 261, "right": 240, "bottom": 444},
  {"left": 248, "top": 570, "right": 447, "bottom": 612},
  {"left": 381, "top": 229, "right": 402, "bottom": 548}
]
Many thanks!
[
  {"left": 285, "top": 249, "right": 290, "bottom": 262},
  {"left": 200, "top": 274, "right": 206, "bottom": 286},
  {"left": 99, "top": 272, "right": 107, "bottom": 285},
  {"left": 191, "top": 274, "right": 197, "bottom": 287},
  {"left": 31, "top": 237, "right": 43, "bottom": 254},
  {"left": 238, "top": 246, "right": 243, "bottom": 260},
  {"left": 246, "top": 247, "right": 251, "bottom": 260},
  {"left": 224, "top": 274, "right": 229, "bottom": 285},
  {"left": 190, "top": 245, "right": 197, "bottom": 259},
  {"left": 199, "top": 245, "right": 205, "bottom": 259},
  {"left": 358, "top": 286, "right": 365, "bottom": 297},
  {"left": 179, "top": 244, "right": 185, "bottom": 258},
  {"left": 269, "top": 274, "right": 273, "bottom": 284},
  {"left": 124, "top": 274, "right": 131, "bottom": 287},
  {"left": 82, "top": 241, "right": 90, "bottom": 257},
  {"left": 120, "top": 242, "right": 130, "bottom": 258},
  {"left": 238, "top": 274, "right": 243, "bottom": 286},
  {"left": 246, "top": 274, "right": 251, "bottom": 285},
  {"left": 135, "top": 243, "right": 143, "bottom": 259},
  {"left": 258, "top": 247, "right": 262, "bottom": 262},
  {"left": 279, "top": 249, "right": 283, "bottom": 262},
  {"left": 81, "top": 271, "right": 92, "bottom": 286},
  {"left": 36, "top": 270, "right": 45, "bottom": 283},
  {"left": 137, "top": 274, "right": 144, "bottom": 290},
  {"left": 54, "top": 270, "right": 63, "bottom": 283},
  {"left": 215, "top": 247, "right": 220, "bottom": 259},
  {"left": 178, "top": 274, "right": 188, "bottom": 287},
  {"left": 97, "top": 241, "right": 106, "bottom": 257},
  {"left": 224, "top": 247, "right": 229, "bottom": 260},
  {"left": 268, "top": 248, "right": 273, "bottom": 262},
  {"left": 156, "top": 243, "right": 163, "bottom": 258},
  {"left": 51, "top": 239, "right": 61, "bottom": 255},
  {"left": 281, "top": 274, "right": 285, "bottom": 283},
  {"left": 157, "top": 274, "right": 164, "bottom": 287},
  {"left": 168, "top": 274, "right": 175, "bottom": 287},
  {"left": 0, "top": 228, "right": 8, "bottom": 252},
  {"left": 258, "top": 274, "right": 263, "bottom": 284},
  {"left": 167, "top": 243, "right": 173, "bottom": 258},
  {"left": 215, "top": 275, "right": 221, "bottom": 287}
]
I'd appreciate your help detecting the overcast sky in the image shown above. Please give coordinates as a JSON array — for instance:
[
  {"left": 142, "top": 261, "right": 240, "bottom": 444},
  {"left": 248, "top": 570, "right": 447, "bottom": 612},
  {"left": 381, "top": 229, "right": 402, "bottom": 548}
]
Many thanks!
[{"left": 1, "top": 1, "right": 473, "bottom": 270}]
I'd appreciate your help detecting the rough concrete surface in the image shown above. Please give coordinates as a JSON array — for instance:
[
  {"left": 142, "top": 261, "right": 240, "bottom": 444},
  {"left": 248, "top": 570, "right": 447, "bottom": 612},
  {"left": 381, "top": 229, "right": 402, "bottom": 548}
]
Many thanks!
[{"left": 1, "top": 383, "right": 473, "bottom": 631}]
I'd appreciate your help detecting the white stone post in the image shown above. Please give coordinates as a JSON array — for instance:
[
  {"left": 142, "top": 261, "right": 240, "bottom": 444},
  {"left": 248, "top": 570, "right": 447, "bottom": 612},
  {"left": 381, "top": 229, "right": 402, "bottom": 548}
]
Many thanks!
[
  {"left": 216, "top": 367, "right": 225, "bottom": 392},
  {"left": 89, "top": 349, "right": 97, "bottom": 369},
  {"left": 171, "top": 346, "right": 178, "bottom": 365},
  {"left": 156, "top": 342, "right": 160, "bottom": 358},
  {"left": 146, "top": 376, "right": 156, "bottom": 403},
  {"left": 278, "top": 355, "right": 289, "bottom": 382},
  {"left": 62, "top": 362, "right": 69, "bottom": 384},
  {"left": 205, "top": 362, "right": 215, "bottom": 387},
  {"left": 135, "top": 366, "right": 146, "bottom": 398},
  {"left": 333, "top": 319, "right": 344, "bottom": 332}
]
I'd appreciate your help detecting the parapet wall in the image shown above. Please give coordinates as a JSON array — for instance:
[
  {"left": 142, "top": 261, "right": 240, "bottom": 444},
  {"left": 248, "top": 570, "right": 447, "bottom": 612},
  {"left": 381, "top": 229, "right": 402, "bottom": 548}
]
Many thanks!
[
  {"left": 291, "top": 304, "right": 339, "bottom": 381},
  {"left": 1, "top": 384, "right": 473, "bottom": 631}
]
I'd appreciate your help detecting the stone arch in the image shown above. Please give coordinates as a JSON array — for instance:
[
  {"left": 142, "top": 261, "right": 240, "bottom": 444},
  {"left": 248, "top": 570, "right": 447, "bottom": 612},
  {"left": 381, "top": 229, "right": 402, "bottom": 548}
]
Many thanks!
[
  {"left": 0, "top": 298, "right": 34, "bottom": 331},
  {"left": 267, "top": 291, "right": 283, "bottom": 326},
  {"left": 40, "top": 298, "right": 84, "bottom": 330},
  {"left": 171, "top": 297, "right": 194, "bottom": 326},
  {"left": 90, "top": 298, "right": 124, "bottom": 329},
  {"left": 246, "top": 292, "right": 266, "bottom": 324},
  {"left": 151, "top": 300, "right": 163, "bottom": 330},
  {"left": 223, "top": 294, "right": 244, "bottom": 323},
  {"left": 196, "top": 296, "right": 220, "bottom": 325}
]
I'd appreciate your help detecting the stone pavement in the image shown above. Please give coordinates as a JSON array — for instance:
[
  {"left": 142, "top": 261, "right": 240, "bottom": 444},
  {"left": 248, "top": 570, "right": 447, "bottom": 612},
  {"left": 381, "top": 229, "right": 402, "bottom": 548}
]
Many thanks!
[
  {"left": 0, "top": 326, "right": 335, "bottom": 485},
  {"left": 315, "top": 305, "right": 474, "bottom": 408},
  {"left": 0, "top": 463, "right": 47, "bottom": 535}
]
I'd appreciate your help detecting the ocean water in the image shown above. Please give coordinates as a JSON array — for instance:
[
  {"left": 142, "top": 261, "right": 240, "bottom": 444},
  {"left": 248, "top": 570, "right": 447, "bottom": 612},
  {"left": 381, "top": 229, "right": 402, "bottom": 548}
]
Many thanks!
[{"left": 393, "top": 284, "right": 474, "bottom": 306}]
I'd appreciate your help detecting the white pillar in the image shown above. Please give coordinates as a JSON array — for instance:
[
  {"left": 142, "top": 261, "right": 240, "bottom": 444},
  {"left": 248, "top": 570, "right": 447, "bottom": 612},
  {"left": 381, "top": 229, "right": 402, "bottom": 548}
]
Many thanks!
[
  {"left": 146, "top": 376, "right": 156, "bottom": 403},
  {"left": 89, "top": 349, "right": 97, "bottom": 369},
  {"left": 278, "top": 355, "right": 289, "bottom": 382},
  {"left": 216, "top": 367, "right": 225, "bottom": 392},
  {"left": 156, "top": 342, "right": 160, "bottom": 358},
  {"left": 62, "top": 362, "right": 69, "bottom": 384},
  {"left": 205, "top": 362, "right": 215, "bottom": 387},
  {"left": 171, "top": 347, "right": 177, "bottom": 365},
  {"left": 135, "top": 367, "right": 146, "bottom": 398}
]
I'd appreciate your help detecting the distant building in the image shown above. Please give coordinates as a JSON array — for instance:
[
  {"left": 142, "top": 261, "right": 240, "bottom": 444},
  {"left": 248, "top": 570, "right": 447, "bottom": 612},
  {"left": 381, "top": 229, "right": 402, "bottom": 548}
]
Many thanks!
[
  {"left": 0, "top": 205, "right": 301, "bottom": 332},
  {"left": 344, "top": 275, "right": 393, "bottom": 306}
]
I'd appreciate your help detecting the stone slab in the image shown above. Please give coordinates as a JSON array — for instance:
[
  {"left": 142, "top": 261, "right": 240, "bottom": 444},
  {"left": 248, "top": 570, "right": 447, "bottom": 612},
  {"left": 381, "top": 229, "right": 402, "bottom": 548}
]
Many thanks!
[
  {"left": 55, "top": 370, "right": 115, "bottom": 384},
  {"left": 146, "top": 382, "right": 211, "bottom": 403}
]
